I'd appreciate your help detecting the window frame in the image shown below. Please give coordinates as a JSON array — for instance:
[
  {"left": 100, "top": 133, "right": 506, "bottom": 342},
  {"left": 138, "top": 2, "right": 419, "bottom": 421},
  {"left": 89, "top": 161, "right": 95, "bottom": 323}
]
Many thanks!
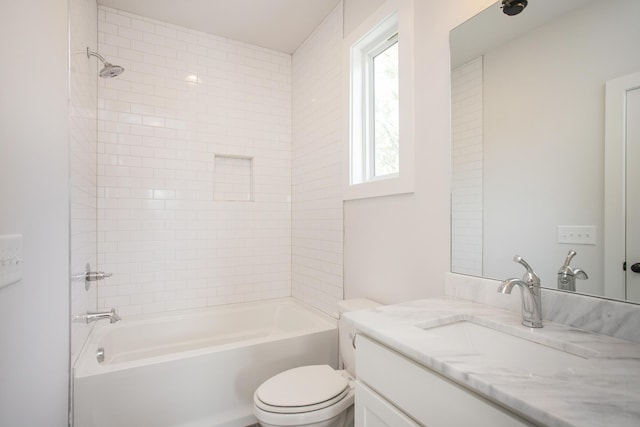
[{"left": 344, "top": 0, "right": 414, "bottom": 201}]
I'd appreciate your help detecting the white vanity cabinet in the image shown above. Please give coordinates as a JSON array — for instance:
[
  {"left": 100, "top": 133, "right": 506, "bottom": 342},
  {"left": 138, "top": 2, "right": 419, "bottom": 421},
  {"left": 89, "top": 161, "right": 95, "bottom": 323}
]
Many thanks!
[
  {"left": 355, "top": 335, "right": 536, "bottom": 427},
  {"left": 355, "top": 382, "right": 420, "bottom": 427}
]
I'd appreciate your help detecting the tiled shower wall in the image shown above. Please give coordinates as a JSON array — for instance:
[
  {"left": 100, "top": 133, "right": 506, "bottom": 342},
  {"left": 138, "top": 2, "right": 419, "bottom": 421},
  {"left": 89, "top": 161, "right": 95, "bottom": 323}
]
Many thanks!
[
  {"left": 69, "top": 0, "right": 97, "bottom": 364},
  {"left": 451, "top": 57, "right": 483, "bottom": 276},
  {"left": 97, "top": 7, "right": 292, "bottom": 315},
  {"left": 291, "top": 5, "right": 344, "bottom": 316}
]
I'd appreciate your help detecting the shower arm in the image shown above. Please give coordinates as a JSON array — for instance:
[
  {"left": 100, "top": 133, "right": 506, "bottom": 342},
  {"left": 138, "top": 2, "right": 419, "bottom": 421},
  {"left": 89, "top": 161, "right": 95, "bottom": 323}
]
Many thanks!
[
  {"left": 86, "top": 47, "right": 124, "bottom": 78},
  {"left": 86, "top": 47, "right": 109, "bottom": 65}
]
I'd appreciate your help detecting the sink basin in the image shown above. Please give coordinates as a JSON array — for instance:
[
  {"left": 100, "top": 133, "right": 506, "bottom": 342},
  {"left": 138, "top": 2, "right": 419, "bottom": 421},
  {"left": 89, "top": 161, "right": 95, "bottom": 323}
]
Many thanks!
[{"left": 419, "top": 320, "right": 590, "bottom": 376}]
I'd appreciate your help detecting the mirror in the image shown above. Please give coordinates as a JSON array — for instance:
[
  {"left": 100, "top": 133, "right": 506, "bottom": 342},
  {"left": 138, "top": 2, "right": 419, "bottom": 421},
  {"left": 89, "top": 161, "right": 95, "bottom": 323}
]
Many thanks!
[{"left": 450, "top": 0, "right": 640, "bottom": 302}]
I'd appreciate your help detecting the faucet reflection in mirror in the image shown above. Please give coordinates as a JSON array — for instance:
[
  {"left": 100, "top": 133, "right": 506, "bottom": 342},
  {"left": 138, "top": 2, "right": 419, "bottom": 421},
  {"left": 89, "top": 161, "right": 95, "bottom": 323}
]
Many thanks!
[
  {"left": 498, "top": 255, "right": 543, "bottom": 328},
  {"left": 557, "top": 250, "right": 588, "bottom": 292}
]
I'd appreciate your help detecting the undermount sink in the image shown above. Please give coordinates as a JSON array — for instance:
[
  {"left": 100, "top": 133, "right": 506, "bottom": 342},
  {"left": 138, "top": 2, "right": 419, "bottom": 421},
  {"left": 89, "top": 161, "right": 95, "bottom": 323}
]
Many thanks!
[{"left": 419, "top": 320, "right": 590, "bottom": 376}]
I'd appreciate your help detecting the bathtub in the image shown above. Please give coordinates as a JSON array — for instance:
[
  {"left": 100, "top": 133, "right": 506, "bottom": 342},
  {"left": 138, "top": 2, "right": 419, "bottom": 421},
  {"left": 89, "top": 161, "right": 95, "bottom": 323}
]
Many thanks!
[{"left": 73, "top": 298, "right": 338, "bottom": 427}]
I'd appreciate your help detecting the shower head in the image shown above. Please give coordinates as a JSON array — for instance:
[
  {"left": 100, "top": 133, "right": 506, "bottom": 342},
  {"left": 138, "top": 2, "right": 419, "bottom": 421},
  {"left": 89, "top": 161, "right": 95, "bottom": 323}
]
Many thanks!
[
  {"left": 99, "top": 63, "right": 125, "bottom": 78},
  {"left": 86, "top": 47, "right": 124, "bottom": 78},
  {"left": 501, "top": 0, "right": 528, "bottom": 16}
]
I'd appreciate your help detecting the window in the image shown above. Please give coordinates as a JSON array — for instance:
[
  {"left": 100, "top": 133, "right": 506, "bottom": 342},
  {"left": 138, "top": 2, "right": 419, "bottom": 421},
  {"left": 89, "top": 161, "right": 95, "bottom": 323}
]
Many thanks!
[
  {"left": 371, "top": 37, "right": 399, "bottom": 178},
  {"left": 345, "top": 1, "right": 413, "bottom": 200}
]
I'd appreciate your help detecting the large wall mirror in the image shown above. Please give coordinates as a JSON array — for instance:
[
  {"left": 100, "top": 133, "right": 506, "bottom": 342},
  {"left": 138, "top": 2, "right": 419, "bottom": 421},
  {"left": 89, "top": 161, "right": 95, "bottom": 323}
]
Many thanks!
[{"left": 450, "top": 0, "right": 640, "bottom": 303}]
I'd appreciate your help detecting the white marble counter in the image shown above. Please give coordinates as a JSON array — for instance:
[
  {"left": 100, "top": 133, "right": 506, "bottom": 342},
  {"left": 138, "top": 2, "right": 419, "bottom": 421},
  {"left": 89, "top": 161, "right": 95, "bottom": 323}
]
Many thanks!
[{"left": 344, "top": 297, "right": 640, "bottom": 427}]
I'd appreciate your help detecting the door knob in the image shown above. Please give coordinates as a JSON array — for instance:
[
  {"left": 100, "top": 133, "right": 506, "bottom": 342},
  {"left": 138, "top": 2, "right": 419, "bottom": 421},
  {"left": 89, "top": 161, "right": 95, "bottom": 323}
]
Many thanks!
[{"left": 632, "top": 263, "right": 640, "bottom": 273}]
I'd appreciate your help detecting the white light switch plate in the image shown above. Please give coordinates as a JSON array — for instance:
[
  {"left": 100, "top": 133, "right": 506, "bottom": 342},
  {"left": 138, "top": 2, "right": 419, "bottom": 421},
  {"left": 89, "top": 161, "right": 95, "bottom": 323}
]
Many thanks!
[
  {"left": 557, "top": 226, "right": 596, "bottom": 245},
  {"left": 0, "top": 234, "right": 23, "bottom": 289}
]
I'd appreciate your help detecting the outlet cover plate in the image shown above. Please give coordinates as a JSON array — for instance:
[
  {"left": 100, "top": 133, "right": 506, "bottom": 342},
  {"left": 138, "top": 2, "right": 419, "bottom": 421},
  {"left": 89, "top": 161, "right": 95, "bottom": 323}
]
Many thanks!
[{"left": 557, "top": 226, "right": 596, "bottom": 245}]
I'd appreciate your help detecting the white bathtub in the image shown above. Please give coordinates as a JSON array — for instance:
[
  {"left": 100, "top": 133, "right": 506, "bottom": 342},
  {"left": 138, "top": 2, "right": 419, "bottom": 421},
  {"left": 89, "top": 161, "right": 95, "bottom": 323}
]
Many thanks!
[{"left": 73, "top": 298, "right": 338, "bottom": 427}]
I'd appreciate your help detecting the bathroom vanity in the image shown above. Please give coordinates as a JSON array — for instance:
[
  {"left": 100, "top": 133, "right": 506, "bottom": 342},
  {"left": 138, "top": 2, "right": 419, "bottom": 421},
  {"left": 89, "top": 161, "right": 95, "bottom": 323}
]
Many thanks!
[
  {"left": 345, "top": 298, "right": 640, "bottom": 427},
  {"left": 356, "top": 334, "right": 533, "bottom": 426}
]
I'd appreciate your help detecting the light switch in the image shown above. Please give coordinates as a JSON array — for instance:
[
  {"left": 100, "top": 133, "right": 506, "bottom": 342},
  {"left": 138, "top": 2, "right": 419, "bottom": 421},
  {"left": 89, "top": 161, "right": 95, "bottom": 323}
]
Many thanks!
[
  {"left": 0, "top": 234, "right": 23, "bottom": 289},
  {"left": 557, "top": 226, "right": 596, "bottom": 245}
]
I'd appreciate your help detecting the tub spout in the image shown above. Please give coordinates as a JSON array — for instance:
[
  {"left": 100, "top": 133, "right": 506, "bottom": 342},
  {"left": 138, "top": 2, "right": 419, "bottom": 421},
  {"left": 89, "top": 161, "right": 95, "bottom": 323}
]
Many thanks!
[{"left": 77, "top": 308, "right": 121, "bottom": 324}]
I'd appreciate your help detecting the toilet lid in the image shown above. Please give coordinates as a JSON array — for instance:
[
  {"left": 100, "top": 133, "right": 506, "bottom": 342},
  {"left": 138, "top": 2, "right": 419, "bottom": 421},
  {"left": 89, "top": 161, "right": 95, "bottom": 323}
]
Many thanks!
[{"left": 256, "top": 365, "right": 349, "bottom": 409}]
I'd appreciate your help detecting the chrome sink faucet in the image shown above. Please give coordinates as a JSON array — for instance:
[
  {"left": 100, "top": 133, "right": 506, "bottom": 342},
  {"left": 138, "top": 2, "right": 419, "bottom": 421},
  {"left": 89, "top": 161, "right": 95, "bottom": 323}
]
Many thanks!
[
  {"left": 77, "top": 308, "right": 121, "bottom": 324},
  {"left": 498, "top": 255, "right": 543, "bottom": 328}
]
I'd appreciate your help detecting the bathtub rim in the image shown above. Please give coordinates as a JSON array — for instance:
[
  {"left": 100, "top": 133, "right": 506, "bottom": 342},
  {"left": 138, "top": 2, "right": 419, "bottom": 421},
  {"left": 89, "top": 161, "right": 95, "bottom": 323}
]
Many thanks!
[{"left": 74, "top": 297, "right": 337, "bottom": 378}]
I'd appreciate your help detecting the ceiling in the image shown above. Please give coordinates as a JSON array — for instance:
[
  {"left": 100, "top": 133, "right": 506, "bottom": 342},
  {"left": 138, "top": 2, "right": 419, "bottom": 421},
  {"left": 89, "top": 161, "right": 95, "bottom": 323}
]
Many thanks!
[{"left": 98, "top": 0, "right": 342, "bottom": 54}]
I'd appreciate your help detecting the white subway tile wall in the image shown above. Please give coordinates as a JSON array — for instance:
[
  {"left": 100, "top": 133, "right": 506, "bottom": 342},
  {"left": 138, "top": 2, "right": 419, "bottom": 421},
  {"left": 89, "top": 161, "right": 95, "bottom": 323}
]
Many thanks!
[
  {"left": 70, "top": 0, "right": 98, "bottom": 364},
  {"left": 291, "top": 5, "right": 344, "bottom": 316},
  {"left": 451, "top": 57, "right": 483, "bottom": 276},
  {"left": 97, "top": 7, "right": 292, "bottom": 315}
]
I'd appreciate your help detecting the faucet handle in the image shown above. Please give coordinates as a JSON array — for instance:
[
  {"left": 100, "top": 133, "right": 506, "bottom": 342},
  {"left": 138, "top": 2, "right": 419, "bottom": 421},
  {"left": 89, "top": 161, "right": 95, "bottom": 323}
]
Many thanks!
[
  {"left": 513, "top": 255, "right": 532, "bottom": 271},
  {"left": 513, "top": 255, "right": 540, "bottom": 286},
  {"left": 561, "top": 250, "right": 577, "bottom": 268}
]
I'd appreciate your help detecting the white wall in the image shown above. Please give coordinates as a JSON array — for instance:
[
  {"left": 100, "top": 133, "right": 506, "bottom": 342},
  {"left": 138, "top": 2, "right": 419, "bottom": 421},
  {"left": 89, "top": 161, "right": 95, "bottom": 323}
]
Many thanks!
[
  {"left": 344, "top": 0, "right": 494, "bottom": 303},
  {"left": 96, "top": 7, "right": 292, "bottom": 316},
  {"left": 343, "top": 0, "right": 386, "bottom": 37},
  {"left": 292, "top": 4, "right": 345, "bottom": 316},
  {"left": 0, "top": 1, "right": 70, "bottom": 425}
]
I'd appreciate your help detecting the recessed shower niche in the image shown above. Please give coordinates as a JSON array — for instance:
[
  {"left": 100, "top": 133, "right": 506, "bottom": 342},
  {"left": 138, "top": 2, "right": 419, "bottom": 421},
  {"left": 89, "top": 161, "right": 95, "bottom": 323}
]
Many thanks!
[{"left": 213, "top": 154, "right": 254, "bottom": 202}]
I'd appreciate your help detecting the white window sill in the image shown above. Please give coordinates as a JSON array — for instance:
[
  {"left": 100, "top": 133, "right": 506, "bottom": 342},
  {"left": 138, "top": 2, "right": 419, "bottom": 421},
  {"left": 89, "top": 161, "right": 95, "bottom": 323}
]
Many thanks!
[{"left": 343, "top": 173, "right": 414, "bottom": 201}]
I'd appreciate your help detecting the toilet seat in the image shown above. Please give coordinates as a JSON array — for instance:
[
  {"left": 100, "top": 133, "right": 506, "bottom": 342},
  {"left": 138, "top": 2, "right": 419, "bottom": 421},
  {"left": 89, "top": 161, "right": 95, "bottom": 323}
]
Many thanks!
[
  {"left": 255, "top": 365, "right": 349, "bottom": 414},
  {"left": 253, "top": 365, "right": 355, "bottom": 426},
  {"left": 254, "top": 386, "right": 354, "bottom": 427},
  {"left": 255, "top": 387, "right": 350, "bottom": 414}
]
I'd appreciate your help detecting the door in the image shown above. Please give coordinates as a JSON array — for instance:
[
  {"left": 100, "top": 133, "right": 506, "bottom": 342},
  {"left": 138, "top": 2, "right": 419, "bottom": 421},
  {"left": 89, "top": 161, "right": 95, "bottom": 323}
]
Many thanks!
[
  {"left": 604, "top": 72, "right": 640, "bottom": 301},
  {"left": 626, "top": 87, "right": 640, "bottom": 302}
]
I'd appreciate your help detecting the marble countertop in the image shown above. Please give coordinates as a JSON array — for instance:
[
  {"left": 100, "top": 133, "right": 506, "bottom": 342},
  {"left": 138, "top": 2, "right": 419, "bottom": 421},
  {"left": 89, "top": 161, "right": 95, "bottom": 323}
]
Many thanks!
[{"left": 343, "top": 297, "right": 640, "bottom": 427}]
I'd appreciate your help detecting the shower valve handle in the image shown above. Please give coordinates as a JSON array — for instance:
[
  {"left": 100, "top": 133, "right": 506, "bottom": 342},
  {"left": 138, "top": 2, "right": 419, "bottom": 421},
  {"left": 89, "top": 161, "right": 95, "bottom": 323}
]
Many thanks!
[{"left": 85, "top": 271, "right": 113, "bottom": 282}]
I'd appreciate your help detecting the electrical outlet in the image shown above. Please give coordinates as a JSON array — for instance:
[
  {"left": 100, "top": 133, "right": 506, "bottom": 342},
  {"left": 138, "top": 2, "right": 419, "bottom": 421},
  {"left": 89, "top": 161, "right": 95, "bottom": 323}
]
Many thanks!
[{"left": 557, "top": 226, "right": 596, "bottom": 245}]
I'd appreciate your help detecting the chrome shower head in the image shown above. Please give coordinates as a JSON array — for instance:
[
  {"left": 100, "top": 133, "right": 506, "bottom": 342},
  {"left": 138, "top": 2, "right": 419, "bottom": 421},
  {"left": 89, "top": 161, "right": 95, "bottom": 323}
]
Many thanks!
[
  {"left": 99, "top": 63, "right": 124, "bottom": 78},
  {"left": 86, "top": 47, "right": 125, "bottom": 78}
]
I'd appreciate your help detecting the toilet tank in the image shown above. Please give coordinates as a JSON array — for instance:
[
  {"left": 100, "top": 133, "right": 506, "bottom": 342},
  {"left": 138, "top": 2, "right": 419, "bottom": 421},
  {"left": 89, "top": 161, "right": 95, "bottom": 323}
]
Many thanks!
[{"left": 337, "top": 298, "right": 380, "bottom": 376}]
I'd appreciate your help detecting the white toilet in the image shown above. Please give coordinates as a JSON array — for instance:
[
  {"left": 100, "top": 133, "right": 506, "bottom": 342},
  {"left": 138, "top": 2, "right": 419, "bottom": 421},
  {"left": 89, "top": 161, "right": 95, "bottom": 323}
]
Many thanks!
[{"left": 252, "top": 298, "right": 379, "bottom": 427}]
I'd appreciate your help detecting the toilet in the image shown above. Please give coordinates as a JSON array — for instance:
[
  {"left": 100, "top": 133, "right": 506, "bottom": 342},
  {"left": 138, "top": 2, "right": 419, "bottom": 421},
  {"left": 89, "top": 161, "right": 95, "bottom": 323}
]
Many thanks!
[{"left": 252, "top": 298, "right": 380, "bottom": 427}]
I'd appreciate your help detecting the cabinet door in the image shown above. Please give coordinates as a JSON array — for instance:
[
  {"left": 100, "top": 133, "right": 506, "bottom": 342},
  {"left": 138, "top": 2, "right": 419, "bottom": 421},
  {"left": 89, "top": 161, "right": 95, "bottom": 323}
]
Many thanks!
[
  {"left": 357, "top": 335, "right": 535, "bottom": 427},
  {"left": 355, "top": 382, "right": 420, "bottom": 427}
]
